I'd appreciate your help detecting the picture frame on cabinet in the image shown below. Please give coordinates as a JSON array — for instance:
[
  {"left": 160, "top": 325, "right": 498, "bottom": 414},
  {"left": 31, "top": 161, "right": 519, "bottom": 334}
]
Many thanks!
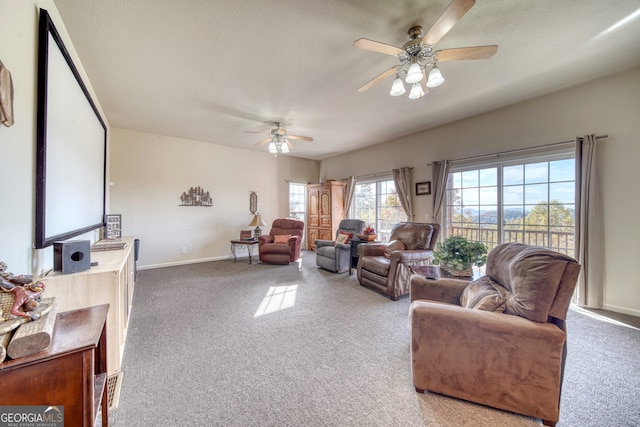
[{"left": 104, "top": 214, "right": 122, "bottom": 240}]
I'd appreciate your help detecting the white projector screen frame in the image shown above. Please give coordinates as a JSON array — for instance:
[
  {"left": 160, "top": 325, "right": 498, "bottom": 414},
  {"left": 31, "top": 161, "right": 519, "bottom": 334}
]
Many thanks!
[{"left": 35, "top": 9, "right": 107, "bottom": 249}]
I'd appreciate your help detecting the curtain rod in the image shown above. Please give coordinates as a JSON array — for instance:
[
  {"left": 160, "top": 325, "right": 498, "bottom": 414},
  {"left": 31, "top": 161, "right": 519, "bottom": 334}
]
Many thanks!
[
  {"left": 427, "top": 134, "right": 608, "bottom": 166},
  {"left": 343, "top": 167, "right": 414, "bottom": 181}
]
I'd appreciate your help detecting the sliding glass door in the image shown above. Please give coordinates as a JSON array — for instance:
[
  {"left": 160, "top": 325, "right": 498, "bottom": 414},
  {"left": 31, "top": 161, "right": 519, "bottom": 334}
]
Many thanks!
[
  {"left": 352, "top": 178, "right": 406, "bottom": 242},
  {"left": 445, "top": 155, "right": 575, "bottom": 256}
]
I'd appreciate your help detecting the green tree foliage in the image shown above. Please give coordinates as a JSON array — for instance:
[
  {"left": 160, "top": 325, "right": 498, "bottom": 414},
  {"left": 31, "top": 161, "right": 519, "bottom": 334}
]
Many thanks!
[
  {"left": 354, "top": 183, "right": 376, "bottom": 225},
  {"left": 506, "top": 199, "right": 574, "bottom": 231}
]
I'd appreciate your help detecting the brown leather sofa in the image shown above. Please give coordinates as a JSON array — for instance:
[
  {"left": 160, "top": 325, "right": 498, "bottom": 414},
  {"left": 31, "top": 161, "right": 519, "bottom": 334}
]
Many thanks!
[
  {"left": 356, "top": 222, "right": 440, "bottom": 300},
  {"left": 409, "top": 242, "right": 581, "bottom": 426},
  {"left": 258, "top": 218, "right": 304, "bottom": 265}
]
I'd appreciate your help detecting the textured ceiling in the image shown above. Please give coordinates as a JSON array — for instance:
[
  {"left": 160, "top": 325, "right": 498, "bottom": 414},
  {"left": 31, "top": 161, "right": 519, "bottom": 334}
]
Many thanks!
[{"left": 53, "top": 0, "right": 640, "bottom": 160}]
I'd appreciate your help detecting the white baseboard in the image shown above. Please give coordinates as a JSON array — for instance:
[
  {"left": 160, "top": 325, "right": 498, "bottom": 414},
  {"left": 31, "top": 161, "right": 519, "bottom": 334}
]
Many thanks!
[
  {"left": 602, "top": 303, "right": 640, "bottom": 318},
  {"left": 139, "top": 255, "right": 231, "bottom": 271}
]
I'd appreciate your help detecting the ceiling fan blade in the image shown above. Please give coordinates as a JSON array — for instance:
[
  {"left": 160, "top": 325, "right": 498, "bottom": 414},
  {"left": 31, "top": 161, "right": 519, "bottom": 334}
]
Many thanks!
[
  {"left": 254, "top": 137, "right": 272, "bottom": 146},
  {"left": 353, "top": 38, "right": 404, "bottom": 56},
  {"left": 287, "top": 134, "right": 313, "bottom": 142},
  {"left": 245, "top": 130, "right": 270, "bottom": 135},
  {"left": 357, "top": 66, "right": 399, "bottom": 93},
  {"left": 423, "top": 0, "right": 476, "bottom": 46},
  {"left": 284, "top": 140, "right": 294, "bottom": 151},
  {"left": 435, "top": 45, "right": 498, "bottom": 61}
]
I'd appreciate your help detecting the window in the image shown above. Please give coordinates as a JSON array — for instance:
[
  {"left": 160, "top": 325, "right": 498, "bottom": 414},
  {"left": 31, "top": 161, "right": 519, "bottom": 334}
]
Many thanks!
[
  {"left": 445, "top": 155, "right": 575, "bottom": 256},
  {"left": 288, "top": 182, "right": 306, "bottom": 220},
  {"left": 352, "top": 178, "right": 406, "bottom": 242}
]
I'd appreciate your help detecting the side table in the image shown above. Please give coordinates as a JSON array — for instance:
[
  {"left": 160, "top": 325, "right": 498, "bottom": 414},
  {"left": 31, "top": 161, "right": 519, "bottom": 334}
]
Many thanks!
[
  {"left": 230, "top": 239, "right": 259, "bottom": 264},
  {"left": 0, "top": 304, "right": 109, "bottom": 427}
]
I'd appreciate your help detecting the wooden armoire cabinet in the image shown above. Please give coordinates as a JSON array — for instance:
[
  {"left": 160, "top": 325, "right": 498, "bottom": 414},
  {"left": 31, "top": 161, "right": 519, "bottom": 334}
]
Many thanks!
[{"left": 307, "top": 181, "right": 345, "bottom": 250}]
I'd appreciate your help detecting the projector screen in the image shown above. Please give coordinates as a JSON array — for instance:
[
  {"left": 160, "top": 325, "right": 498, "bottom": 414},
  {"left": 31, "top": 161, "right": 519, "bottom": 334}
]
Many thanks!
[{"left": 35, "top": 9, "right": 107, "bottom": 249}]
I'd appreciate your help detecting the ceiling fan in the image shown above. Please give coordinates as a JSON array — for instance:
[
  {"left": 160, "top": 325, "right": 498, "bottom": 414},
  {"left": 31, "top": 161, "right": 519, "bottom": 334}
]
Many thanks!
[
  {"left": 353, "top": 0, "right": 497, "bottom": 99},
  {"left": 245, "top": 122, "right": 313, "bottom": 154}
]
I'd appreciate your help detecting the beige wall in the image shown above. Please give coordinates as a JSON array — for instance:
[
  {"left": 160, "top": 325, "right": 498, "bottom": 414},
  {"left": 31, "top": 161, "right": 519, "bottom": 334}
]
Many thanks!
[
  {"left": 109, "top": 128, "right": 318, "bottom": 268},
  {"left": 320, "top": 67, "right": 640, "bottom": 316},
  {"left": 0, "top": 0, "right": 108, "bottom": 276},
  {"left": 1, "top": 0, "right": 638, "bottom": 316}
]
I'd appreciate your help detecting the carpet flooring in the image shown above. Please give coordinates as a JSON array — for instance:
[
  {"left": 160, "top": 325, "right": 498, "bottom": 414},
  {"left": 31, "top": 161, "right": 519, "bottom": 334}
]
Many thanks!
[{"left": 110, "top": 252, "right": 640, "bottom": 426}]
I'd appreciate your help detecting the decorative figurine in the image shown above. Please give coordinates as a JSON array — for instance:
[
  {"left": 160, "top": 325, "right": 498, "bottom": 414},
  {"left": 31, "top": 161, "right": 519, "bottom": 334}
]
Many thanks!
[{"left": 0, "top": 262, "right": 46, "bottom": 321}]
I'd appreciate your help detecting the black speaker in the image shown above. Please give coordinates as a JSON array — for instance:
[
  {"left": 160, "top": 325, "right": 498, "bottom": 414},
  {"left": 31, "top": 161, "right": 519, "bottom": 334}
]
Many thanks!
[
  {"left": 53, "top": 240, "right": 91, "bottom": 274},
  {"left": 134, "top": 238, "right": 140, "bottom": 280}
]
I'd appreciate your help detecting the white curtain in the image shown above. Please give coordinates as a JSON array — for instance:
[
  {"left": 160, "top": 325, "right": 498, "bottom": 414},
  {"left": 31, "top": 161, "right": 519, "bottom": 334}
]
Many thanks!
[
  {"left": 392, "top": 167, "right": 414, "bottom": 221},
  {"left": 432, "top": 160, "right": 450, "bottom": 222},
  {"left": 343, "top": 175, "right": 356, "bottom": 215},
  {"left": 574, "top": 134, "right": 604, "bottom": 308}
]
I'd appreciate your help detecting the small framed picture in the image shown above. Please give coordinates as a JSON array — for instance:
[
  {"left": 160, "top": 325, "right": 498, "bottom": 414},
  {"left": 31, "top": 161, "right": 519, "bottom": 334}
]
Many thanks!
[
  {"left": 104, "top": 214, "right": 122, "bottom": 240},
  {"left": 415, "top": 181, "right": 432, "bottom": 196}
]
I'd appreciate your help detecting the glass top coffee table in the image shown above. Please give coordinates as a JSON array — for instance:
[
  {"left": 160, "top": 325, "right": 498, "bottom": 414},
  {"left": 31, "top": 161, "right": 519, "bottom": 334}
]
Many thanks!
[{"left": 410, "top": 265, "right": 475, "bottom": 281}]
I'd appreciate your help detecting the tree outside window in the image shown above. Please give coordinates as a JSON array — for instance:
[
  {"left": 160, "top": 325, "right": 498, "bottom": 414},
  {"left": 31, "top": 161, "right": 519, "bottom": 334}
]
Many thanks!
[{"left": 352, "top": 179, "right": 406, "bottom": 242}]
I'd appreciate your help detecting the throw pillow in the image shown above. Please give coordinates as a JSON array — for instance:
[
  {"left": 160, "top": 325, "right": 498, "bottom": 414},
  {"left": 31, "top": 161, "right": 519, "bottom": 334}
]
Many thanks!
[
  {"left": 274, "top": 234, "right": 292, "bottom": 243},
  {"left": 335, "top": 231, "right": 353, "bottom": 244},
  {"left": 384, "top": 240, "right": 406, "bottom": 258},
  {"left": 460, "top": 276, "right": 509, "bottom": 313}
]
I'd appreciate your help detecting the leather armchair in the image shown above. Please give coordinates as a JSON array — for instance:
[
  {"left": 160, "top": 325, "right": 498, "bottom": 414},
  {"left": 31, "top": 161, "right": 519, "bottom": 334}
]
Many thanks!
[
  {"left": 315, "top": 219, "right": 366, "bottom": 273},
  {"left": 258, "top": 218, "right": 304, "bottom": 265},
  {"left": 356, "top": 222, "right": 440, "bottom": 300},
  {"left": 409, "top": 243, "right": 581, "bottom": 426}
]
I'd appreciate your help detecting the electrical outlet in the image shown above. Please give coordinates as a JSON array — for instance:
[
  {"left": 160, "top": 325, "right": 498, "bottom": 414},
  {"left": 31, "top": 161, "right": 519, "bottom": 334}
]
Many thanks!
[
  {"left": 180, "top": 247, "right": 187, "bottom": 253},
  {"left": 425, "top": 212, "right": 431, "bottom": 220}
]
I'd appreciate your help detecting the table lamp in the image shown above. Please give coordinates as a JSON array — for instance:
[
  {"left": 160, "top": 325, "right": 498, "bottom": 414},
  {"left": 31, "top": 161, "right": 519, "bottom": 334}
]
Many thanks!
[{"left": 248, "top": 213, "right": 266, "bottom": 238}]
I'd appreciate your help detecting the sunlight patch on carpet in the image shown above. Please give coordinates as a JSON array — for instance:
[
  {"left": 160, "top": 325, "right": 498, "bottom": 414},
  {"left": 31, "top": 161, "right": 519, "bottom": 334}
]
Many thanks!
[{"left": 254, "top": 285, "right": 298, "bottom": 317}]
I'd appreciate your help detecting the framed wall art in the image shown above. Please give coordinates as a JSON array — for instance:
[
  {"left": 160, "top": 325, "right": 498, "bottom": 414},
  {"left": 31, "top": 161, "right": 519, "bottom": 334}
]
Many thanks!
[{"left": 415, "top": 181, "right": 432, "bottom": 196}]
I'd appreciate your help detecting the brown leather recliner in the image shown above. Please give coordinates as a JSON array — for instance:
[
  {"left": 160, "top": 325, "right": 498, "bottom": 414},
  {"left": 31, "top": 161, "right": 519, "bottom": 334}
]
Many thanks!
[
  {"left": 409, "top": 243, "right": 581, "bottom": 426},
  {"left": 356, "top": 222, "right": 440, "bottom": 300},
  {"left": 258, "top": 218, "right": 304, "bottom": 265}
]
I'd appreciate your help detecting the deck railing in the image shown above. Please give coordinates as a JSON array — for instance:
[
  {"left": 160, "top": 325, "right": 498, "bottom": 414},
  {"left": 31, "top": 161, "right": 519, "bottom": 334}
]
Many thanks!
[{"left": 449, "top": 226, "right": 575, "bottom": 256}]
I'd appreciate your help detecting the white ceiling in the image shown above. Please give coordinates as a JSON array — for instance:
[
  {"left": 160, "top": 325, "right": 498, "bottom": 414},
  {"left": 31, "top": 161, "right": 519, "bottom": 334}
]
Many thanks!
[{"left": 53, "top": 0, "right": 640, "bottom": 160}]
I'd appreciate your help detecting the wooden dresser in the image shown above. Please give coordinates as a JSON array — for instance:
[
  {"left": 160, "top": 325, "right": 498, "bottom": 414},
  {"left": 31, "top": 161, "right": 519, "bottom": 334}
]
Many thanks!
[
  {"left": 0, "top": 304, "right": 109, "bottom": 427},
  {"left": 307, "top": 181, "right": 345, "bottom": 250}
]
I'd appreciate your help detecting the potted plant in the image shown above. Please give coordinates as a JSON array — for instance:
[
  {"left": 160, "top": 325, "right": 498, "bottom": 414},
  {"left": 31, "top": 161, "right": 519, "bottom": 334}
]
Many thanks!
[{"left": 432, "top": 236, "right": 488, "bottom": 277}]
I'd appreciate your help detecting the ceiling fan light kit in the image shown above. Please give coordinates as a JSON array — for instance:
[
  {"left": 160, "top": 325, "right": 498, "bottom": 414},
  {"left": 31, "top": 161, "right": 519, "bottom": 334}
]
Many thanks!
[
  {"left": 408, "top": 82, "right": 425, "bottom": 100},
  {"left": 390, "top": 75, "right": 406, "bottom": 96},
  {"left": 246, "top": 122, "right": 312, "bottom": 155},
  {"left": 426, "top": 65, "right": 445, "bottom": 88},
  {"left": 353, "top": 0, "right": 497, "bottom": 100},
  {"left": 405, "top": 61, "right": 424, "bottom": 84}
]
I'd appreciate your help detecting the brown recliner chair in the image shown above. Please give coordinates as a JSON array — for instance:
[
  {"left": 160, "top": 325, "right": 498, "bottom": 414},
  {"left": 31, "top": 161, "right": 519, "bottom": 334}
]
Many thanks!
[
  {"left": 409, "top": 242, "right": 581, "bottom": 426},
  {"left": 356, "top": 222, "right": 440, "bottom": 300},
  {"left": 258, "top": 218, "right": 304, "bottom": 265}
]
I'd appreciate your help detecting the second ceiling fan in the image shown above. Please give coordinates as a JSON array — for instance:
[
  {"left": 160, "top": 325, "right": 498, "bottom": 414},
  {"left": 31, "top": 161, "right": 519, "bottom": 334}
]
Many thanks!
[
  {"left": 245, "top": 122, "right": 313, "bottom": 154},
  {"left": 353, "top": 0, "right": 497, "bottom": 99}
]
